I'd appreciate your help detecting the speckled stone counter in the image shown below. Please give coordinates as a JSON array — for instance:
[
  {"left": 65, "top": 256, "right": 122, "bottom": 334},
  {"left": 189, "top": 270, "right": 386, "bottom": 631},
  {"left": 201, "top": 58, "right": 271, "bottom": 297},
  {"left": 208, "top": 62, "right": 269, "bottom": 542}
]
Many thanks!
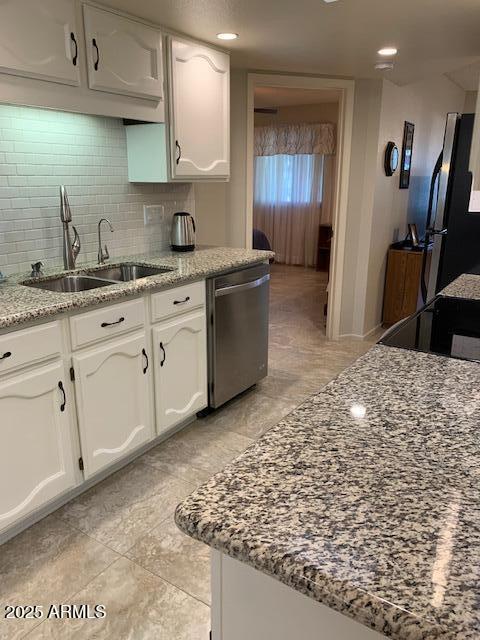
[
  {"left": 0, "top": 247, "right": 272, "bottom": 330},
  {"left": 441, "top": 273, "right": 480, "bottom": 300},
  {"left": 176, "top": 344, "right": 480, "bottom": 639}
]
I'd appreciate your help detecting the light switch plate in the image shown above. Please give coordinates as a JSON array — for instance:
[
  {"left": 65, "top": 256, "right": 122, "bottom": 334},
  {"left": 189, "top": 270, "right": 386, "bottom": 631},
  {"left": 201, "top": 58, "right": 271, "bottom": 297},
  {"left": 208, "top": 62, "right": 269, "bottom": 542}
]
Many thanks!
[{"left": 144, "top": 205, "right": 165, "bottom": 225}]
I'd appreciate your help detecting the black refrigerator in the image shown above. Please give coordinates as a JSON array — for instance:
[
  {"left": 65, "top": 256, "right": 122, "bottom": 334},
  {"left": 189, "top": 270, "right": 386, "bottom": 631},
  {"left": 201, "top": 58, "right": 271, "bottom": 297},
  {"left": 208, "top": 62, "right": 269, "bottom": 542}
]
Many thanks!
[{"left": 421, "top": 112, "right": 480, "bottom": 302}]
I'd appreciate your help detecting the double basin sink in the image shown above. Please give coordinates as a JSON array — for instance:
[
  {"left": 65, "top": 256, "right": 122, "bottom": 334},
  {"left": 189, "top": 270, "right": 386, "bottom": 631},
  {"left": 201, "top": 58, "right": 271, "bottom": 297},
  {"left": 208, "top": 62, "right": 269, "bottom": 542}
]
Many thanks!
[{"left": 23, "top": 263, "right": 173, "bottom": 293}]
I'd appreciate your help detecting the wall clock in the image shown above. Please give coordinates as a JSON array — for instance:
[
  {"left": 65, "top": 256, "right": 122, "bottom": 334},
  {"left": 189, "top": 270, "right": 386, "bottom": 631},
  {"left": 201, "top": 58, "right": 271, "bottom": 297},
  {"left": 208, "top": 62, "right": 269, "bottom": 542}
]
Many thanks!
[{"left": 384, "top": 141, "right": 399, "bottom": 176}]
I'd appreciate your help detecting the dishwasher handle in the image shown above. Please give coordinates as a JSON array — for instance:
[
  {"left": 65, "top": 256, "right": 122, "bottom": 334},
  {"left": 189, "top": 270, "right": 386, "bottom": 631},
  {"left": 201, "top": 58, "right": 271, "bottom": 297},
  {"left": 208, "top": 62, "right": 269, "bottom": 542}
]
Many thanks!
[{"left": 214, "top": 273, "right": 270, "bottom": 298}]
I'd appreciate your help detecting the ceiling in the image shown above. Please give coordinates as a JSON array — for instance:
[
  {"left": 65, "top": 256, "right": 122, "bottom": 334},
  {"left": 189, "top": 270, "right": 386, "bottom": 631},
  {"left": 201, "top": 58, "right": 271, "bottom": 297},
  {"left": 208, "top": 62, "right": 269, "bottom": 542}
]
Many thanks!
[
  {"left": 446, "top": 61, "right": 480, "bottom": 91},
  {"left": 254, "top": 87, "right": 341, "bottom": 108},
  {"left": 103, "top": 0, "right": 480, "bottom": 86}
]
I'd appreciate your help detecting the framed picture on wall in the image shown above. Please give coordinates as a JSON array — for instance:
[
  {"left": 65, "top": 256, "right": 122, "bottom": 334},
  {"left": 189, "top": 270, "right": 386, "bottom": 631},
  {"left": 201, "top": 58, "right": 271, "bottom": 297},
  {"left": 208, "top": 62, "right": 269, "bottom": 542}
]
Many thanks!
[{"left": 399, "top": 121, "right": 415, "bottom": 189}]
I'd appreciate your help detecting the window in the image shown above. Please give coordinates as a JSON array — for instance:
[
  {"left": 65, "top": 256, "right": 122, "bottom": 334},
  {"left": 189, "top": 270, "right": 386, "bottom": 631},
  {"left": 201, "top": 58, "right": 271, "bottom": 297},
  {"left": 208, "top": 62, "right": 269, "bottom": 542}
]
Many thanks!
[{"left": 254, "top": 154, "right": 323, "bottom": 206}]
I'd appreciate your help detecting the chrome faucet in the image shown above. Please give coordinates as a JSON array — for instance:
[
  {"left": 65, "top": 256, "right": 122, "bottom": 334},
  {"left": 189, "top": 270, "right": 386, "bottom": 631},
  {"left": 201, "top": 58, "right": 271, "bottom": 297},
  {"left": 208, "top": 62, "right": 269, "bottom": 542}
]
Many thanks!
[
  {"left": 60, "top": 186, "right": 81, "bottom": 269},
  {"left": 97, "top": 218, "right": 114, "bottom": 264}
]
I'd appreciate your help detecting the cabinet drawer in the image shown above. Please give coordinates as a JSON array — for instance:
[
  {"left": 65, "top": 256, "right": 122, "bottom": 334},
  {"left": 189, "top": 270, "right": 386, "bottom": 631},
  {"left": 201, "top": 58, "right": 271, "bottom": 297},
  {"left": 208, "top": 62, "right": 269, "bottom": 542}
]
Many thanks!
[
  {"left": 70, "top": 298, "right": 145, "bottom": 350},
  {"left": 0, "top": 321, "right": 62, "bottom": 377},
  {"left": 151, "top": 281, "right": 205, "bottom": 323}
]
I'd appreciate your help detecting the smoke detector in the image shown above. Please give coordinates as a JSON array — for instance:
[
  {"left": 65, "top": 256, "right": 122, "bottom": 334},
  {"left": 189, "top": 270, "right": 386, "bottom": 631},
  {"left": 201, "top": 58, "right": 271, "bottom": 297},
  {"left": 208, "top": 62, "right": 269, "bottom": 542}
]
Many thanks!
[{"left": 375, "top": 61, "right": 394, "bottom": 71}]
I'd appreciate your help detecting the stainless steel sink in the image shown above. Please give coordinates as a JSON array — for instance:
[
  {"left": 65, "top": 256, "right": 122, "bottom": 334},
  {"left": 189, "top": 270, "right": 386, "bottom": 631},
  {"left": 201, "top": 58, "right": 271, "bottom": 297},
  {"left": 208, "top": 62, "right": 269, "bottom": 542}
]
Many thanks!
[
  {"left": 22, "top": 262, "right": 174, "bottom": 293},
  {"left": 24, "top": 275, "right": 115, "bottom": 293},
  {"left": 87, "top": 263, "right": 172, "bottom": 282}
]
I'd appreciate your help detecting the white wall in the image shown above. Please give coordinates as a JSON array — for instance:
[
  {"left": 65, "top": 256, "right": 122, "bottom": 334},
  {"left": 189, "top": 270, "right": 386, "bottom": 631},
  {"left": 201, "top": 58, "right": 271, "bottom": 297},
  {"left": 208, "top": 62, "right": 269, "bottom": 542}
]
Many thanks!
[
  {"left": 194, "top": 182, "right": 226, "bottom": 246},
  {"left": 0, "top": 105, "right": 194, "bottom": 276},
  {"left": 340, "top": 74, "right": 466, "bottom": 337},
  {"left": 360, "top": 75, "right": 466, "bottom": 335},
  {"left": 464, "top": 91, "right": 478, "bottom": 113},
  {"left": 254, "top": 102, "right": 338, "bottom": 127},
  {"left": 227, "top": 69, "right": 249, "bottom": 247},
  {"left": 339, "top": 79, "right": 383, "bottom": 337}
]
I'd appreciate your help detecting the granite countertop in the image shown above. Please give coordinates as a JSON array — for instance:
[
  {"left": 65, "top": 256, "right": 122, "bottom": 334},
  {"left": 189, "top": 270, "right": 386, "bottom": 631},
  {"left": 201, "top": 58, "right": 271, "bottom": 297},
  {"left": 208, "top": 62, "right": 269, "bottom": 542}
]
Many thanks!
[
  {"left": 0, "top": 247, "right": 273, "bottom": 330},
  {"left": 176, "top": 344, "right": 480, "bottom": 639},
  {"left": 440, "top": 273, "right": 480, "bottom": 301}
]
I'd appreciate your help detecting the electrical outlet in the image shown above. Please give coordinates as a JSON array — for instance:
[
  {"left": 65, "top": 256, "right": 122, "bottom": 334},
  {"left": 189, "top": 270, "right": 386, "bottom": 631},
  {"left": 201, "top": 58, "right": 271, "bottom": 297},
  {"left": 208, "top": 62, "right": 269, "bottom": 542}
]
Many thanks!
[{"left": 144, "top": 205, "right": 165, "bottom": 225}]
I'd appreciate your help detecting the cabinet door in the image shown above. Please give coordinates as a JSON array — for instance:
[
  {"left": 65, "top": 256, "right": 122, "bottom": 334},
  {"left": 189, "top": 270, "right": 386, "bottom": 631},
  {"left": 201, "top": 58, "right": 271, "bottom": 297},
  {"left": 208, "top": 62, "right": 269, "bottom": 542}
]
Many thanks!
[
  {"left": 153, "top": 311, "right": 207, "bottom": 434},
  {"left": 169, "top": 37, "right": 230, "bottom": 179},
  {"left": 73, "top": 333, "right": 153, "bottom": 478},
  {"left": 0, "top": 362, "right": 76, "bottom": 532},
  {"left": 0, "top": 0, "right": 80, "bottom": 86},
  {"left": 83, "top": 4, "right": 163, "bottom": 101}
]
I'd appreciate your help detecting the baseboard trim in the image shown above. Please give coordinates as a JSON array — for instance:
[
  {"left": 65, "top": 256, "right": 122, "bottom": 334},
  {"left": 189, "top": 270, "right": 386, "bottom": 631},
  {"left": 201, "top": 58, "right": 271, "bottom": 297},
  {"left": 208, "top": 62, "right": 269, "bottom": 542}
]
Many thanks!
[{"left": 339, "top": 323, "right": 383, "bottom": 341}]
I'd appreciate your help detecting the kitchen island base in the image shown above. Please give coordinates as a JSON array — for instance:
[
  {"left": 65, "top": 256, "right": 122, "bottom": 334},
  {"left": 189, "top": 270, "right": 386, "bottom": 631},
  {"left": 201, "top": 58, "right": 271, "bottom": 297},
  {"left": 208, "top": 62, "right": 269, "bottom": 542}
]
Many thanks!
[{"left": 211, "top": 551, "right": 385, "bottom": 640}]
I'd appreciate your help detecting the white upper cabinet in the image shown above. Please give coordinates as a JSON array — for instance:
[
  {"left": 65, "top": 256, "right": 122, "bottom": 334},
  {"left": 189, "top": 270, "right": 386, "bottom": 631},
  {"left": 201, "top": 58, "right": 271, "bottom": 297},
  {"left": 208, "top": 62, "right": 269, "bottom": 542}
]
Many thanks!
[
  {"left": 0, "top": 0, "right": 80, "bottom": 86},
  {"left": 83, "top": 4, "right": 163, "bottom": 101},
  {"left": 169, "top": 37, "right": 230, "bottom": 179},
  {"left": 72, "top": 332, "right": 153, "bottom": 478},
  {"left": 0, "top": 362, "right": 76, "bottom": 532},
  {"left": 153, "top": 311, "right": 207, "bottom": 433}
]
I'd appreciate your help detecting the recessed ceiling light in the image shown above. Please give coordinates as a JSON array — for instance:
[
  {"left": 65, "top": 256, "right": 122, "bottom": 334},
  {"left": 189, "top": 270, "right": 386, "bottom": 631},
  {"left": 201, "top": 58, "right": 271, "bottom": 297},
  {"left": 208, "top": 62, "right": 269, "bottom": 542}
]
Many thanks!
[
  {"left": 378, "top": 47, "right": 398, "bottom": 56},
  {"left": 323, "top": 0, "right": 339, "bottom": 3},
  {"left": 216, "top": 33, "right": 238, "bottom": 41}
]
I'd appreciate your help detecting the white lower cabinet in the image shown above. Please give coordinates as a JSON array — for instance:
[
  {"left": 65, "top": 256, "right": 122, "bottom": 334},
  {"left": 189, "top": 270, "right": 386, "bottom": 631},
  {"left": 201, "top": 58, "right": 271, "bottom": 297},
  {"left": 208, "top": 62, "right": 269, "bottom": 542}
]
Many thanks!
[
  {"left": 153, "top": 310, "right": 207, "bottom": 434},
  {"left": 0, "top": 281, "right": 209, "bottom": 536},
  {"left": 0, "top": 362, "right": 76, "bottom": 532},
  {"left": 72, "top": 332, "right": 153, "bottom": 478}
]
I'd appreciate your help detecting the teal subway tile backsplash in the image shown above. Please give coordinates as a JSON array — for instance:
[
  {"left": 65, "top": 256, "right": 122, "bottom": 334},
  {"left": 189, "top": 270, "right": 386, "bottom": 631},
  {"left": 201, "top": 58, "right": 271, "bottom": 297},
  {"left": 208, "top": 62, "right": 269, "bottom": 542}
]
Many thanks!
[{"left": 0, "top": 104, "right": 194, "bottom": 276}]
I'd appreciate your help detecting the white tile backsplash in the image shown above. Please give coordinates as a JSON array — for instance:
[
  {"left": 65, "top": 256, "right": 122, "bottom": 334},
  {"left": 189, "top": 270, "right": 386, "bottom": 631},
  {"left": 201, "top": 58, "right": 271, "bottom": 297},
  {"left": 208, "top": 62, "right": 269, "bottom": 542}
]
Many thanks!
[{"left": 0, "top": 105, "right": 194, "bottom": 276}]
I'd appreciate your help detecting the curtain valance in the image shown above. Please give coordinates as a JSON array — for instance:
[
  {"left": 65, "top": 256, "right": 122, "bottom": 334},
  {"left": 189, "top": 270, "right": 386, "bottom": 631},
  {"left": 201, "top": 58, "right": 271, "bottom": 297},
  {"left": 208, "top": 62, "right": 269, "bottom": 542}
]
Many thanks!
[{"left": 254, "top": 122, "right": 336, "bottom": 157}]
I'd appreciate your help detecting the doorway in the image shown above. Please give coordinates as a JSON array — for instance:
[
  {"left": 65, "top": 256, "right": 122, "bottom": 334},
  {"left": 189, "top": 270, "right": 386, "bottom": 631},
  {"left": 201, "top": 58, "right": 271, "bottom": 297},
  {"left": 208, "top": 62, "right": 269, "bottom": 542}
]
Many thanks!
[
  {"left": 252, "top": 85, "right": 338, "bottom": 347},
  {"left": 246, "top": 74, "right": 354, "bottom": 341}
]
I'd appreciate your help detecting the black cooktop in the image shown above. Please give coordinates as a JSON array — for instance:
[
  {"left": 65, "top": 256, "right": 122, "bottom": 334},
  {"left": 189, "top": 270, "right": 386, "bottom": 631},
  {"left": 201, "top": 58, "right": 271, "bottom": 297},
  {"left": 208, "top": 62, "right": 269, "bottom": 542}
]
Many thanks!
[{"left": 379, "top": 296, "right": 480, "bottom": 362}]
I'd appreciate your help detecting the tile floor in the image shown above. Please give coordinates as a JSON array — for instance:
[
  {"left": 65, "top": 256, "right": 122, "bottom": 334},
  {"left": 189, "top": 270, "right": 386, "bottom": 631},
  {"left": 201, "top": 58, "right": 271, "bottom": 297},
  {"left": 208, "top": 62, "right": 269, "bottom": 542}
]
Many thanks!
[{"left": 1, "top": 264, "right": 377, "bottom": 640}]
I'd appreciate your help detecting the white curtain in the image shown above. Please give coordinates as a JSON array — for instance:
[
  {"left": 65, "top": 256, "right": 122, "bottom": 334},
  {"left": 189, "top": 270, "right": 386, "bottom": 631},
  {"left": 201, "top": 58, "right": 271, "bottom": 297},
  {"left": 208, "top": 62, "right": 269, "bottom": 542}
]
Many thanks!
[{"left": 254, "top": 153, "right": 334, "bottom": 267}]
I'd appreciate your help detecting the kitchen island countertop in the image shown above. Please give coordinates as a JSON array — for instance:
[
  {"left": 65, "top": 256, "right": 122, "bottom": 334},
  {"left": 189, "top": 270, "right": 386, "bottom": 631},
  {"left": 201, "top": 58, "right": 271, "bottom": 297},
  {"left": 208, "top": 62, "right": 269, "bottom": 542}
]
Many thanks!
[
  {"left": 176, "top": 343, "right": 480, "bottom": 639},
  {"left": 440, "top": 273, "right": 480, "bottom": 300}
]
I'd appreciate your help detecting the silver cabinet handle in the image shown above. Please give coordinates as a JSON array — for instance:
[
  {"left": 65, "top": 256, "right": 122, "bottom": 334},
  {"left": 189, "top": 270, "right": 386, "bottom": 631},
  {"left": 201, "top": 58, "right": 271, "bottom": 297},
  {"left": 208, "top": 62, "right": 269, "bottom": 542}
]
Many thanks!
[{"left": 215, "top": 273, "right": 270, "bottom": 298}]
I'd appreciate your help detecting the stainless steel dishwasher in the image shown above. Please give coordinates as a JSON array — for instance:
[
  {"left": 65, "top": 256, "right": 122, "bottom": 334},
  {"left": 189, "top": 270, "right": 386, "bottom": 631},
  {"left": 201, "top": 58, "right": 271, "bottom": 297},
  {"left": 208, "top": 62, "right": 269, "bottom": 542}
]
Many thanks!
[{"left": 206, "top": 263, "right": 270, "bottom": 409}]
